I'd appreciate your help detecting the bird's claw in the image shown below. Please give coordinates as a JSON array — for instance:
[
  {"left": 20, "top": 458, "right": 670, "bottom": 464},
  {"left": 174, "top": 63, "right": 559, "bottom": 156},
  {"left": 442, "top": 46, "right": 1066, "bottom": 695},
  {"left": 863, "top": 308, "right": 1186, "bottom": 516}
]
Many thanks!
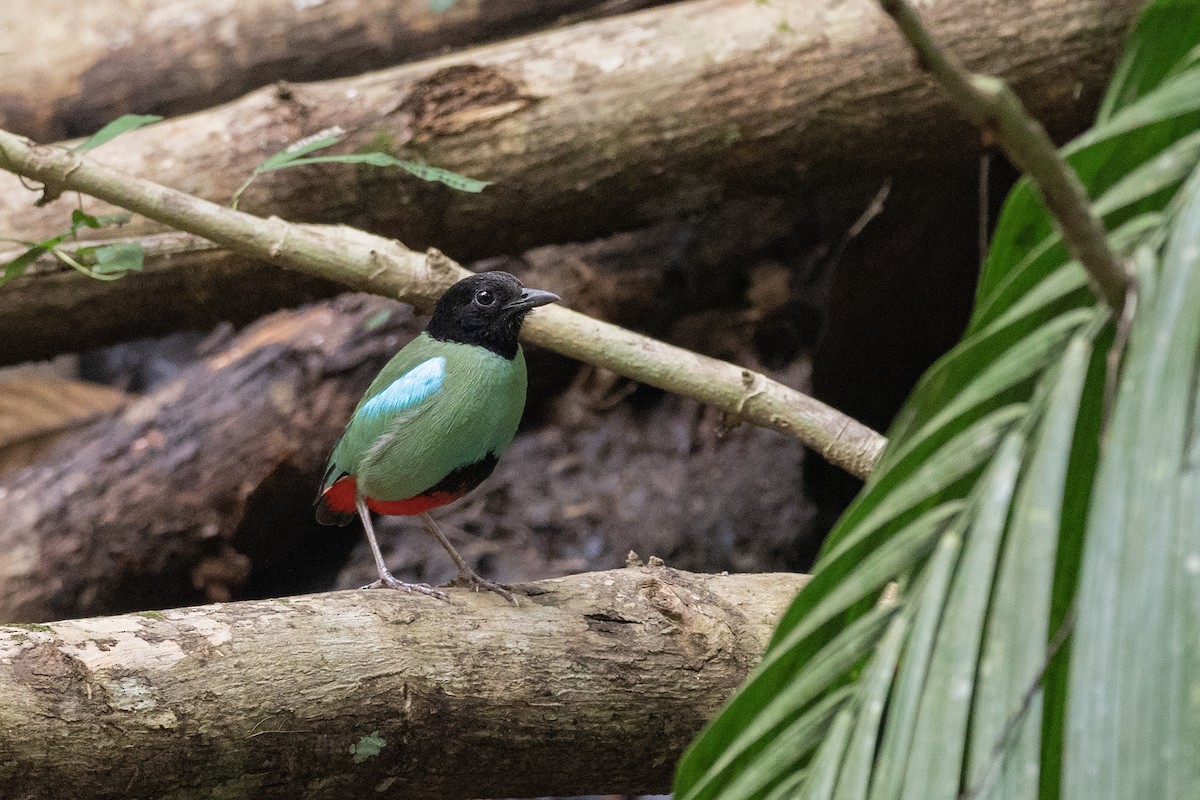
[
  {"left": 361, "top": 573, "right": 449, "bottom": 600},
  {"left": 453, "top": 573, "right": 521, "bottom": 606}
]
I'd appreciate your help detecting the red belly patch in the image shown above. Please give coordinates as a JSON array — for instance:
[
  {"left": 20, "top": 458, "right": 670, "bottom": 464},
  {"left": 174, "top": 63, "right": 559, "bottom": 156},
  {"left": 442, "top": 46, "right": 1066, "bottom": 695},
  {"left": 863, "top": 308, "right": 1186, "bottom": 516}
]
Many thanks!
[{"left": 320, "top": 475, "right": 463, "bottom": 517}]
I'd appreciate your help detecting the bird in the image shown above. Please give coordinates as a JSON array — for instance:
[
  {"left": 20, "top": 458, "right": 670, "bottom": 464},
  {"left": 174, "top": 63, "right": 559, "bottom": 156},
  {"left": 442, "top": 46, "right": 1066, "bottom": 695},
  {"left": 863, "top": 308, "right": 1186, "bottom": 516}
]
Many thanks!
[{"left": 315, "top": 271, "right": 558, "bottom": 602}]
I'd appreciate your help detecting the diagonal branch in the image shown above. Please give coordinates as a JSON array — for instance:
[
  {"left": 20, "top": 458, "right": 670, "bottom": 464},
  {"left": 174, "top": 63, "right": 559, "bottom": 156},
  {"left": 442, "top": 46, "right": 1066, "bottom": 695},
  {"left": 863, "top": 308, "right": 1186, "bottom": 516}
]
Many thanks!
[
  {"left": 878, "top": 0, "right": 1133, "bottom": 317},
  {"left": 0, "top": 128, "right": 886, "bottom": 478}
]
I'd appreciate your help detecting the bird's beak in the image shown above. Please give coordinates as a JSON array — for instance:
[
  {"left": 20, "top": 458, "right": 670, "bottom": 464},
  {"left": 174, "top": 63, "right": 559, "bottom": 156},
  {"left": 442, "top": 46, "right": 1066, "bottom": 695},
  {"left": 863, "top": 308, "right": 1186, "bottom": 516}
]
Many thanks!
[{"left": 505, "top": 288, "right": 560, "bottom": 312}]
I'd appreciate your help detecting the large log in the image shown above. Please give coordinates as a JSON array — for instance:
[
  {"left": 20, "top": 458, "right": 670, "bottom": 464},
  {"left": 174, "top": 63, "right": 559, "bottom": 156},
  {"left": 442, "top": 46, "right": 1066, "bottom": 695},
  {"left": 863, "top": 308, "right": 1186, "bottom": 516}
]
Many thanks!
[
  {"left": 0, "top": 568, "right": 808, "bottom": 800},
  {"left": 0, "top": 0, "right": 1139, "bottom": 339},
  {"left": 1, "top": 0, "right": 669, "bottom": 142}
]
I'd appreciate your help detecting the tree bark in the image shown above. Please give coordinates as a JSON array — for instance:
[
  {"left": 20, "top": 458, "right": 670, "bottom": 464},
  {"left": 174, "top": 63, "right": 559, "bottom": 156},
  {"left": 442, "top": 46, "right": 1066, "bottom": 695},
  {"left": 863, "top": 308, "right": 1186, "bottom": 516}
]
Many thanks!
[
  {"left": 0, "top": 0, "right": 1137, "bottom": 255},
  {"left": 0, "top": 567, "right": 808, "bottom": 800},
  {"left": 0, "top": 0, "right": 669, "bottom": 142}
]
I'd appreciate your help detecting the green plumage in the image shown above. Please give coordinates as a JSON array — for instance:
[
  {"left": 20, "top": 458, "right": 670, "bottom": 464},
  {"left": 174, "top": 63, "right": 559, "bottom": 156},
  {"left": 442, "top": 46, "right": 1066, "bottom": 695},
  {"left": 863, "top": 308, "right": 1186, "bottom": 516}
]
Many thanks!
[{"left": 322, "top": 332, "right": 527, "bottom": 502}]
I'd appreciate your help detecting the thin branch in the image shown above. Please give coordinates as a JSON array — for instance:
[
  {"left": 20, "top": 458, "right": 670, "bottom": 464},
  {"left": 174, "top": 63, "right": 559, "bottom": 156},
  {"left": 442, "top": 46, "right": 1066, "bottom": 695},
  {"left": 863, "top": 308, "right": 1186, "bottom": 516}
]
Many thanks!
[
  {"left": 0, "top": 567, "right": 809, "bottom": 800},
  {"left": 878, "top": 0, "right": 1132, "bottom": 317},
  {"left": 0, "top": 128, "right": 887, "bottom": 478}
]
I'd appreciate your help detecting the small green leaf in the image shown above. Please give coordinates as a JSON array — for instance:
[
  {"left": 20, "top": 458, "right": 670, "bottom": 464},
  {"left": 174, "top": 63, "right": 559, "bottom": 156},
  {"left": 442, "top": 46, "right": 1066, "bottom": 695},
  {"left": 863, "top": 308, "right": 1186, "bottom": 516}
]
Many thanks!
[
  {"left": 87, "top": 242, "right": 145, "bottom": 275},
  {"left": 2, "top": 242, "right": 54, "bottom": 286},
  {"left": 258, "top": 133, "right": 344, "bottom": 173},
  {"left": 396, "top": 160, "right": 491, "bottom": 192},
  {"left": 233, "top": 129, "right": 490, "bottom": 207},
  {"left": 74, "top": 114, "right": 163, "bottom": 153},
  {"left": 259, "top": 152, "right": 397, "bottom": 172},
  {"left": 430, "top": 0, "right": 458, "bottom": 11},
  {"left": 70, "top": 209, "right": 132, "bottom": 236},
  {"left": 1, "top": 233, "right": 67, "bottom": 287},
  {"left": 272, "top": 152, "right": 492, "bottom": 192}
]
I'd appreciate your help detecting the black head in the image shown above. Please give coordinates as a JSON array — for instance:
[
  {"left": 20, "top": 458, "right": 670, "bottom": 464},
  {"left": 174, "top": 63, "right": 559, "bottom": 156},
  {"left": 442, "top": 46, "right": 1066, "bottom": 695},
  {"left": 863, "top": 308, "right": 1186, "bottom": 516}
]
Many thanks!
[{"left": 425, "top": 271, "right": 559, "bottom": 359}]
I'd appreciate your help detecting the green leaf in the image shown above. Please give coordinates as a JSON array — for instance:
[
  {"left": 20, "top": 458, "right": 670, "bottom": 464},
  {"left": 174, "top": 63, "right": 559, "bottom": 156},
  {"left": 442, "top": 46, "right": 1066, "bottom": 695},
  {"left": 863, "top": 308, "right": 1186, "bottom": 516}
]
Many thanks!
[
  {"left": 1065, "top": 164, "right": 1200, "bottom": 800},
  {"left": 898, "top": 430, "right": 1027, "bottom": 800},
  {"left": 233, "top": 131, "right": 490, "bottom": 208},
  {"left": 257, "top": 133, "right": 344, "bottom": 172},
  {"left": 830, "top": 609, "right": 912, "bottom": 800},
  {"left": 801, "top": 708, "right": 855, "bottom": 800},
  {"left": 673, "top": 7, "right": 1200, "bottom": 800},
  {"left": 0, "top": 233, "right": 66, "bottom": 287},
  {"left": 85, "top": 242, "right": 145, "bottom": 275},
  {"left": 676, "top": 502, "right": 957, "bottom": 800},
  {"left": 70, "top": 209, "right": 132, "bottom": 236},
  {"left": 1097, "top": 0, "right": 1200, "bottom": 122},
  {"left": 1, "top": 210, "right": 134, "bottom": 288},
  {"left": 679, "top": 606, "right": 896, "bottom": 800},
  {"left": 74, "top": 114, "right": 163, "bottom": 152},
  {"left": 965, "top": 329, "right": 1093, "bottom": 800},
  {"left": 393, "top": 160, "right": 492, "bottom": 192},
  {"left": 975, "top": 66, "right": 1200, "bottom": 319},
  {"left": 717, "top": 687, "right": 854, "bottom": 800},
  {"left": 867, "top": 528, "right": 964, "bottom": 800},
  {"left": 1, "top": 242, "right": 53, "bottom": 286},
  {"left": 972, "top": 122, "right": 1200, "bottom": 335},
  {"left": 270, "top": 153, "right": 492, "bottom": 192}
]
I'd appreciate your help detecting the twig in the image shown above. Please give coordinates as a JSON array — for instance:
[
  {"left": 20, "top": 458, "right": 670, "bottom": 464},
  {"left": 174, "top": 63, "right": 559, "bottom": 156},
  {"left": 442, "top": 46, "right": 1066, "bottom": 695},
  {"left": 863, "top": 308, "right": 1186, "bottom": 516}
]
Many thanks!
[
  {"left": 0, "top": 129, "right": 887, "bottom": 479},
  {"left": 878, "top": 0, "right": 1132, "bottom": 317}
]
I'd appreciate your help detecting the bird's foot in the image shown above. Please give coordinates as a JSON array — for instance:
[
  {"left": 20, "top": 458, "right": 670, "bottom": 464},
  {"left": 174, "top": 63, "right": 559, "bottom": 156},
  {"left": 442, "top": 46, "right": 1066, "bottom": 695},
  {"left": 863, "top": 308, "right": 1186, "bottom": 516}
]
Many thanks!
[
  {"left": 452, "top": 571, "right": 521, "bottom": 606},
  {"left": 361, "top": 571, "right": 449, "bottom": 600}
]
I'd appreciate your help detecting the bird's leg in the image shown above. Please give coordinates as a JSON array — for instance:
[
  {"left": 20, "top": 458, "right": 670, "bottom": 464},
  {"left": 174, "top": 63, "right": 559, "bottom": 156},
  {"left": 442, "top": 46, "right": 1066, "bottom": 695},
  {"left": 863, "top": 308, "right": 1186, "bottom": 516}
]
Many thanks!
[
  {"left": 357, "top": 496, "right": 447, "bottom": 599},
  {"left": 417, "top": 512, "right": 519, "bottom": 606}
]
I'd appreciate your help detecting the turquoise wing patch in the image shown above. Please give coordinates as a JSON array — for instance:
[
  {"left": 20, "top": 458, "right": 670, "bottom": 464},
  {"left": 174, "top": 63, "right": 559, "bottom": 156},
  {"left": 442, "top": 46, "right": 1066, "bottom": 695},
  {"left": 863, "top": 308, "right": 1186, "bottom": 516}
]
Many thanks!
[{"left": 360, "top": 356, "right": 445, "bottom": 418}]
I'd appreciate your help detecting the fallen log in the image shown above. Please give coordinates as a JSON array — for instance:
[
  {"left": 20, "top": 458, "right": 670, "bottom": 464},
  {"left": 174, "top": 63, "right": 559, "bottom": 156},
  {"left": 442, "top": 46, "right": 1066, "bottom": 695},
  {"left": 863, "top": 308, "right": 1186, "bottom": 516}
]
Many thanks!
[
  {"left": 1, "top": 0, "right": 670, "bottom": 142},
  {"left": 0, "top": 0, "right": 1139, "bottom": 325},
  {"left": 0, "top": 567, "right": 808, "bottom": 800}
]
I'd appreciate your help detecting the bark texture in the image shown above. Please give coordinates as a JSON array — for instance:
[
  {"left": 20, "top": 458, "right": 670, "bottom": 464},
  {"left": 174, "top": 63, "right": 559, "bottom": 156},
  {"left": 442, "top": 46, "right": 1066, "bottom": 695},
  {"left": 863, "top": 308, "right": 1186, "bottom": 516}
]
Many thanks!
[
  {"left": 0, "top": 0, "right": 668, "bottom": 142},
  {"left": 0, "top": 567, "right": 808, "bottom": 800},
  {"left": 0, "top": 0, "right": 1138, "bottom": 257}
]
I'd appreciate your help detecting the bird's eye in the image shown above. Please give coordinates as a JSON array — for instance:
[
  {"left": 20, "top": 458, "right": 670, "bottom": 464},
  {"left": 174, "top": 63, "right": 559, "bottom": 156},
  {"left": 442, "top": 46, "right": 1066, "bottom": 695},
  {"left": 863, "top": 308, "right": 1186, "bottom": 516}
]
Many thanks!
[{"left": 474, "top": 289, "right": 495, "bottom": 307}]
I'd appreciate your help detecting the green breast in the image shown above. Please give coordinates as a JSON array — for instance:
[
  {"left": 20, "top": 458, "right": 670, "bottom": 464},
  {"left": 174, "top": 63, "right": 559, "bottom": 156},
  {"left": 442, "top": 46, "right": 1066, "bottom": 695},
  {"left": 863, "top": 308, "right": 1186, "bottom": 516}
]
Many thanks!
[{"left": 333, "top": 335, "right": 528, "bottom": 502}]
